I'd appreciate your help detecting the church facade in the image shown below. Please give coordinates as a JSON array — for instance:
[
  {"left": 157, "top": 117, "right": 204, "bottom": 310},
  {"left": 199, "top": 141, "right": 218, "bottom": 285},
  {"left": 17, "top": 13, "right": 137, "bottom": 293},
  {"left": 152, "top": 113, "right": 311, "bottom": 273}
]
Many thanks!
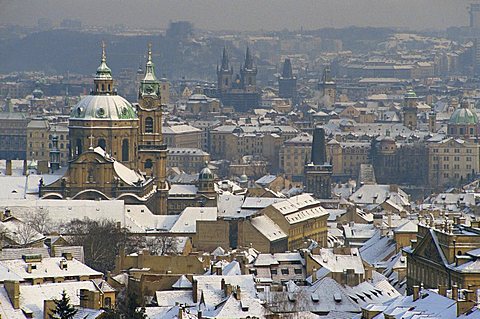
[
  {"left": 215, "top": 47, "right": 260, "bottom": 113},
  {"left": 41, "top": 43, "right": 169, "bottom": 214}
]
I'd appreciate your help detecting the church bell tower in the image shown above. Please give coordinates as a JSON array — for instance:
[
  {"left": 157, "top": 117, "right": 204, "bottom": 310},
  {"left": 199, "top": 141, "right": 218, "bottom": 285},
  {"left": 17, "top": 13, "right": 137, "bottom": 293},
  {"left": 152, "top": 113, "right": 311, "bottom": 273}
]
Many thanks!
[{"left": 136, "top": 43, "right": 168, "bottom": 214}]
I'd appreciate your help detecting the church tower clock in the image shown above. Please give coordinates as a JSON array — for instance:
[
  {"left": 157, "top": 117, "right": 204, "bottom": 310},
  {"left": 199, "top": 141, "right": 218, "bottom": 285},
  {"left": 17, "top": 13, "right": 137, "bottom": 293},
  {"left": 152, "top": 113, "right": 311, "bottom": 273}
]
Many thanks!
[{"left": 136, "top": 43, "right": 168, "bottom": 214}]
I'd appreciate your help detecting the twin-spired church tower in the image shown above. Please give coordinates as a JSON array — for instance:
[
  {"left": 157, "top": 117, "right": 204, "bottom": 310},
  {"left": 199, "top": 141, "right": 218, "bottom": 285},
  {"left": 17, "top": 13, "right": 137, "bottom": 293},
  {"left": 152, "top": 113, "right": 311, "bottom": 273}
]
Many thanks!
[{"left": 41, "top": 43, "right": 168, "bottom": 214}]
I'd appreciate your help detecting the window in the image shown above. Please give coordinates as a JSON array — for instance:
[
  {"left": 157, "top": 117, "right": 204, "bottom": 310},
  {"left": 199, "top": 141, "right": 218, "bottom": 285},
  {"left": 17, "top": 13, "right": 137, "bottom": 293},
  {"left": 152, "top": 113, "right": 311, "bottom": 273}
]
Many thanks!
[
  {"left": 145, "top": 159, "right": 153, "bottom": 169},
  {"left": 76, "top": 138, "right": 82, "bottom": 155},
  {"left": 122, "top": 139, "right": 129, "bottom": 162},
  {"left": 98, "top": 138, "right": 106, "bottom": 150},
  {"left": 281, "top": 268, "right": 289, "bottom": 275},
  {"left": 294, "top": 268, "right": 302, "bottom": 275},
  {"left": 145, "top": 117, "right": 154, "bottom": 133},
  {"left": 271, "top": 269, "right": 277, "bottom": 275}
]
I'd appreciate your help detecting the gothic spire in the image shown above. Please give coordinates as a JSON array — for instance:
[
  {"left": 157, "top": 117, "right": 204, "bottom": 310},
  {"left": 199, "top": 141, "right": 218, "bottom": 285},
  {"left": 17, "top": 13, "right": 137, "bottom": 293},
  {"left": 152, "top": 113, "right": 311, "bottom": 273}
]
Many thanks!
[
  {"left": 282, "top": 58, "right": 293, "bottom": 78},
  {"left": 220, "top": 46, "right": 230, "bottom": 71},
  {"left": 244, "top": 46, "right": 254, "bottom": 70}
]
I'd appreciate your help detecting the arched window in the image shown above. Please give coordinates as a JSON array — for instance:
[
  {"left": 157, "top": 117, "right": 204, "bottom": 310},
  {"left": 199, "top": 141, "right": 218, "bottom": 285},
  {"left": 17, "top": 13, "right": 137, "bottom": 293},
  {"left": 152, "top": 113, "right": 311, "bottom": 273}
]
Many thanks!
[
  {"left": 122, "top": 139, "right": 129, "bottom": 162},
  {"left": 101, "top": 84, "right": 105, "bottom": 92},
  {"left": 97, "top": 138, "right": 106, "bottom": 150},
  {"left": 76, "top": 138, "right": 83, "bottom": 155},
  {"left": 105, "top": 297, "right": 112, "bottom": 308},
  {"left": 225, "top": 78, "right": 228, "bottom": 86},
  {"left": 145, "top": 159, "right": 153, "bottom": 169},
  {"left": 145, "top": 117, "right": 154, "bottom": 133},
  {"left": 248, "top": 77, "right": 252, "bottom": 85}
]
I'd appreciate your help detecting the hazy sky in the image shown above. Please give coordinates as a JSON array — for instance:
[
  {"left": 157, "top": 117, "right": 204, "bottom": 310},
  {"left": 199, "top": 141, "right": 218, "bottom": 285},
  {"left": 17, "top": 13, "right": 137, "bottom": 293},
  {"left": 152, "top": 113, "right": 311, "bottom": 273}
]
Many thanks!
[{"left": 0, "top": 0, "right": 470, "bottom": 31}]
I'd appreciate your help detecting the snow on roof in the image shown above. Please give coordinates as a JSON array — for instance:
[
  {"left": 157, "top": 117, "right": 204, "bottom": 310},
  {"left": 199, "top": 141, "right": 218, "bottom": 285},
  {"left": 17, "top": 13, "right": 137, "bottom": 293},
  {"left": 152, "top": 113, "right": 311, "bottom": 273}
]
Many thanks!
[
  {"left": 311, "top": 248, "right": 364, "bottom": 276},
  {"left": 359, "top": 232, "right": 396, "bottom": 266},
  {"left": 125, "top": 205, "right": 178, "bottom": 233},
  {"left": 394, "top": 220, "right": 418, "bottom": 233},
  {"left": 192, "top": 274, "right": 256, "bottom": 307},
  {"left": 162, "top": 124, "right": 201, "bottom": 134},
  {"left": 112, "top": 162, "right": 145, "bottom": 186},
  {"left": 255, "top": 175, "right": 278, "bottom": 186},
  {"left": 250, "top": 215, "right": 287, "bottom": 241},
  {"left": 349, "top": 184, "right": 409, "bottom": 207},
  {"left": 379, "top": 289, "right": 457, "bottom": 319},
  {"left": 16, "top": 281, "right": 106, "bottom": 319},
  {"left": 217, "top": 193, "right": 245, "bottom": 218},
  {"left": 169, "top": 184, "right": 198, "bottom": 195},
  {"left": 203, "top": 293, "right": 269, "bottom": 319},
  {"left": 0, "top": 257, "right": 101, "bottom": 281},
  {"left": 0, "top": 199, "right": 125, "bottom": 229},
  {"left": 169, "top": 207, "right": 217, "bottom": 233},
  {"left": 269, "top": 194, "right": 328, "bottom": 225},
  {"left": 172, "top": 275, "right": 192, "bottom": 289},
  {"left": 155, "top": 290, "right": 194, "bottom": 307}
]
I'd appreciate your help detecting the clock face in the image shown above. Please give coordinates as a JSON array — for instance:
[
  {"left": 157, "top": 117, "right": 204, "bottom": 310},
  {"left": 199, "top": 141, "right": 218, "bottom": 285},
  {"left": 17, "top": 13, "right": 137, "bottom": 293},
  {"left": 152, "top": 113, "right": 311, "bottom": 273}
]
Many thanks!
[{"left": 143, "top": 97, "right": 154, "bottom": 108}]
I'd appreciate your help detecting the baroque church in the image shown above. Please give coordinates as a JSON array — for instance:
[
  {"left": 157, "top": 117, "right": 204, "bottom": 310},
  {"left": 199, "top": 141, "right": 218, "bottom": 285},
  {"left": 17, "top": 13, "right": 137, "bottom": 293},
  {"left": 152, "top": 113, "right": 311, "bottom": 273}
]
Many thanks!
[{"left": 39, "top": 43, "right": 180, "bottom": 214}]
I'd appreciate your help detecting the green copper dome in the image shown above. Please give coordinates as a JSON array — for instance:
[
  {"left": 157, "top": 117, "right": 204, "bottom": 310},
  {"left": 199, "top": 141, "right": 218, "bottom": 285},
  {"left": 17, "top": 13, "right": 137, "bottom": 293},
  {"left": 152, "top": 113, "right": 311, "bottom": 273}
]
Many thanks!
[
  {"left": 405, "top": 90, "right": 417, "bottom": 99},
  {"left": 70, "top": 95, "right": 137, "bottom": 120},
  {"left": 449, "top": 107, "right": 478, "bottom": 125}
]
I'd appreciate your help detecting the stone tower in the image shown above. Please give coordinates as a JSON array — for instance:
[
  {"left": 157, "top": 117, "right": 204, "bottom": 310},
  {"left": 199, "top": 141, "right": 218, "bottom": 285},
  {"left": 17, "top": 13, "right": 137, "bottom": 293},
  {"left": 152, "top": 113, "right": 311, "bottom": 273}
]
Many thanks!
[
  {"left": 304, "top": 127, "right": 333, "bottom": 199},
  {"left": 136, "top": 43, "right": 168, "bottom": 214},
  {"left": 217, "top": 47, "right": 233, "bottom": 94},
  {"left": 240, "top": 47, "right": 257, "bottom": 92},
  {"left": 403, "top": 90, "right": 418, "bottom": 130},
  {"left": 318, "top": 66, "right": 336, "bottom": 108},
  {"left": 278, "top": 58, "right": 297, "bottom": 100}
]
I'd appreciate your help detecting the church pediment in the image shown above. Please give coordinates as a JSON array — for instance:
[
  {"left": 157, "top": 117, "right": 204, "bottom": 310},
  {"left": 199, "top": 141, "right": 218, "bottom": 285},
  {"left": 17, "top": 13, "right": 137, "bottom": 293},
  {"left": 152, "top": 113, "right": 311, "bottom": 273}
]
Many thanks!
[{"left": 412, "top": 228, "right": 447, "bottom": 265}]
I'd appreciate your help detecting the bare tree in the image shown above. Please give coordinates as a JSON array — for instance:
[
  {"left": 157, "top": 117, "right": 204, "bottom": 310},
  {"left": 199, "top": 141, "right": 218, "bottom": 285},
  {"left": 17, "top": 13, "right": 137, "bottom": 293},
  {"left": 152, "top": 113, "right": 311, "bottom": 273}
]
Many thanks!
[
  {"left": 14, "top": 222, "right": 39, "bottom": 247},
  {"left": 145, "top": 236, "right": 179, "bottom": 255},
  {"left": 62, "top": 218, "right": 128, "bottom": 273},
  {"left": 28, "top": 209, "right": 53, "bottom": 234}
]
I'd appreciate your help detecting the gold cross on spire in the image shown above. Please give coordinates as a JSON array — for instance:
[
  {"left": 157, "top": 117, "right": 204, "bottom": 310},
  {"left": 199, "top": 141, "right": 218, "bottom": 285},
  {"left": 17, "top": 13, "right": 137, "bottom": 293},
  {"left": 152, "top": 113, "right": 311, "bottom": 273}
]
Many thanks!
[
  {"left": 148, "top": 42, "right": 152, "bottom": 62},
  {"left": 101, "top": 41, "right": 106, "bottom": 63}
]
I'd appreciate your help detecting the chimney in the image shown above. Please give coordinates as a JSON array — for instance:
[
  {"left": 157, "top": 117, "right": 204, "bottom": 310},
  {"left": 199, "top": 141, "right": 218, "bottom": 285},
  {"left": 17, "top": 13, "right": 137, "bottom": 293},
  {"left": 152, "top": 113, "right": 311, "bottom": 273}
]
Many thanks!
[
  {"left": 311, "top": 127, "right": 327, "bottom": 165},
  {"left": 413, "top": 285, "right": 420, "bottom": 301},
  {"left": 22, "top": 159, "right": 27, "bottom": 176},
  {"left": 312, "top": 268, "right": 317, "bottom": 283},
  {"left": 192, "top": 279, "right": 198, "bottom": 303},
  {"left": 5, "top": 160, "right": 12, "bottom": 176},
  {"left": 198, "top": 310, "right": 202, "bottom": 319},
  {"left": 221, "top": 278, "right": 225, "bottom": 290},
  {"left": 225, "top": 283, "right": 233, "bottom": 296},
  {"left": 4, "top": 281, "right": 20, "bottom": 309},
  {"left": 27, "top": 264, "right": 32, "bottom": 273},
  {"left": 235, "top": 285, "right": 241, "bottom": 300},
  {"left": 438, "top": 284, "right": 447, "bottom": 296},
  {"left": 453, "top": 284, "right": 458, "bottom": 301},
  {"left": 178, "top": 306, "right": 183, "bottom": 319},
  {"left": 44, "top": 300, "right": 56, "bottom": 319},
  {"left": 62, "top": 252, "right": 73, "bottom": 261}
]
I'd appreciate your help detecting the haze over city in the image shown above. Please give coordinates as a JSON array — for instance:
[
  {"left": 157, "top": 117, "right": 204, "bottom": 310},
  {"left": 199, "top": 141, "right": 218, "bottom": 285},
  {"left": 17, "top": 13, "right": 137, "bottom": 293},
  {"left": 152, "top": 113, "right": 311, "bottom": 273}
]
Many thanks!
[{"left": 0, "top": 0, "right": 470, "bottom": 30}]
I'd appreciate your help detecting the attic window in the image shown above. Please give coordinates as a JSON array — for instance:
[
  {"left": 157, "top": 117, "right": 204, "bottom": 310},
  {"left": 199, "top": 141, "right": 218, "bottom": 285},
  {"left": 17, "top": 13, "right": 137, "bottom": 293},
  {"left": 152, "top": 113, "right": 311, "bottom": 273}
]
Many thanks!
[
  {"left": 311, "top": 293, "right": 319, "bottom": 302},
  {"left": 288, "top": 293, "right": 296, "bottom": 302},
  {"left": 334, "top": 293, "right": 342, "bottom": 302}
]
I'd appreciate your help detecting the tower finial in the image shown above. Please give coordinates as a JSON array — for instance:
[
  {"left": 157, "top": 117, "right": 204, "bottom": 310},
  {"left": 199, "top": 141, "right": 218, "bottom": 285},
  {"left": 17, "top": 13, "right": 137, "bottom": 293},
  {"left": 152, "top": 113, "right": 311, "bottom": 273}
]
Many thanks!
[
  {"left": 101, "top": 41, "right": 106, "bottom": 63},
  {"left": 148, "top": 42, "right": 152, "bottom": 63}
]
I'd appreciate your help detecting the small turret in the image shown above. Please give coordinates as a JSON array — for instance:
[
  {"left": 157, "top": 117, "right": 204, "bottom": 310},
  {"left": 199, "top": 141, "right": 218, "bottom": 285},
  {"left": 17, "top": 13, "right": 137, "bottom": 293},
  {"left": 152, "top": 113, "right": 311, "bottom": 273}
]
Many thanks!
[
  {"left": 93, "top": 41, "right": 114, "bottom": 95},
  {"left": 50, "top": 134, "right": 61, "bottom": 172}
]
